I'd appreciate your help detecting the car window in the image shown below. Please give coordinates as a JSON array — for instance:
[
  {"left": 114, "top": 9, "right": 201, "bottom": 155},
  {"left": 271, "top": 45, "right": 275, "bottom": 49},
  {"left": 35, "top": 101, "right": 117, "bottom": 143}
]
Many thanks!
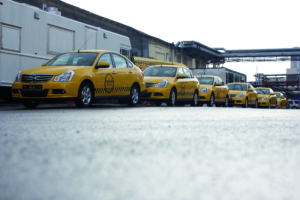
[
  {"left": 46, "top": 52, "right": 98, "bottom": 66},
  {"left": 177, "top": 68, "right": 184, "bottom": 77},
  {"left": 227, "top": 84, "right": 247, "bottom": 91},
  {"left": 127, "top": 60, "right": 133, "bottom": 68},
  {"left": 295, "top": 101, "right": 299, "bottom": 104},
  {"left": 112, "top": 54, "right": 128, "bottom": 68},
  {"left": 256, "top": 89, "right": 270, "bottom": 94},
  {"left": 143, "top": 67, "right": 177, "bottom": 77},
  {"left": 275, "top": 93, "right": 280, "bottom": 98},
  {"left": 196, "top": 77, "right": 214, "bottom": 85},
  {"left": 97, "top": 53, "right": 113, "bottom": 68},
  {"left": 183, "top": 69, "right": 192, "bottom": 78}
]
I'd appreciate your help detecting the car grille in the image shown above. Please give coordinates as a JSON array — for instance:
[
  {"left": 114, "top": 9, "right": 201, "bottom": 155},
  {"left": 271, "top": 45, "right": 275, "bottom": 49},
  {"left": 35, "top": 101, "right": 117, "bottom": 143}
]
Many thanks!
[
  {"left": 230, "top": 94, "right": 236, "bottom": 97},
  {"left": 21, "top": 89, "right": 49, "bottom": 97},
  {"left": 145, "top": 82, "right": 155, "bottom": 88},
  {"left": 21, "top": 74, "right": 53, "bottom": 83}
]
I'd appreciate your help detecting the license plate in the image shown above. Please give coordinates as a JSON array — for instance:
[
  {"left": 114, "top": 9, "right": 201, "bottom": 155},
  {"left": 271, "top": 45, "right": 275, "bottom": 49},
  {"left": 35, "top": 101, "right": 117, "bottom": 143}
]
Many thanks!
[{"left": 22, "top": 85, "right": 42, "bottom": 91}]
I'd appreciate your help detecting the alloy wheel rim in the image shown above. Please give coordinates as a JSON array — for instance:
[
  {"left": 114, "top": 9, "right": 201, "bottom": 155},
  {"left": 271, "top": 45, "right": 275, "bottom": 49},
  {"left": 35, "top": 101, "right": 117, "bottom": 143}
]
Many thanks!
[
  {"left": 132, "top": 88, "right": 138, "bottom": 104},
  {"left": 245, "top": 100, "right": 248, "bottom": 108},
  {"left": 256, "top": 101, "right": 257, "bottom": 108},
  {"left": 194, "top": 93, "right": 197, "bottom": 105},
  {"left": 211, "top": 96, "right": 214, "bottom": 105},
  {"left": 225, "top": 98, "right": 228, "bottom": 107},
  {"left": 82, "top": 86, "right": 91, "bottom": 105}
]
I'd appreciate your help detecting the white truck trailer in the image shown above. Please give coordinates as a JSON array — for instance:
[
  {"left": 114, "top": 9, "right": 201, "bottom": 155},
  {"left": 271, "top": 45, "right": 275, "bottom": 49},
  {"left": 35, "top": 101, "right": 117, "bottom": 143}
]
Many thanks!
[{"left": 0, "top": 0, "right": 132, "bottom": 101}]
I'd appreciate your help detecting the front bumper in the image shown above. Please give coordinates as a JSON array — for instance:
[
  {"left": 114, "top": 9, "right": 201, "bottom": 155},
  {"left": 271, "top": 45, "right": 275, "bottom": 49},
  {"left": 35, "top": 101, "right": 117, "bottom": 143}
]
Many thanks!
[
  {"left": 12, "top": 81, "right": 79, "bottom": 99},
  {"left": 140, "top": 87, "right": 170, "bottom": 101},
  {"left": 228, "top": 97, "right": 246, "bottom": 105},
  {"left": 258, "top": 100, "right": 270, "bottom": 107},
  {"left": 198, "top": 92, "right": 211, "bottom": 102}
]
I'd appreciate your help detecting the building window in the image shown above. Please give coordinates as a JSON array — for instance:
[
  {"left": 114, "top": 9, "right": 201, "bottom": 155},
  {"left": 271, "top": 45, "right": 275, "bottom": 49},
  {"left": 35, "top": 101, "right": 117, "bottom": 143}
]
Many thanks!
[
  {"left": 1, "top": 24, "right": 21, "bottom": 52},
  {"left": 47, "top": 25, "right": 75, "bottom": 55}
]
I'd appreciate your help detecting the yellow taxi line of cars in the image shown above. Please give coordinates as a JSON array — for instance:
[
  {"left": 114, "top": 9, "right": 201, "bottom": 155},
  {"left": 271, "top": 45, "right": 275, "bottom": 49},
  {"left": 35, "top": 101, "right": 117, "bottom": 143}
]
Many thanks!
[{"left": 11, "top": 50, "right": 288, "bottom": 109}]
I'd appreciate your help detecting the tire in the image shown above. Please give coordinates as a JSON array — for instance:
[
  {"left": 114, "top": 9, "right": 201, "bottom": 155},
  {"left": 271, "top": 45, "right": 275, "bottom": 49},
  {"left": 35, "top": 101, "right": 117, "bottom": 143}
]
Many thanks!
[
  {"left": 207, "top": 94, "right": 214, "bottom": 107},
  {"left": 292, "top": 106, "right": 297, "bottom": 109},
  {"left": 251, "top": 99, "right": 258, "bottom": 108},
  {"left": 22, "top": 100, "right": 40, "bottom": 109},
  {"left": 167, "top": 89, "right": 176, "bottom": 106},
  {"left": 155, "top": 101, "right": 162, "bottom": 106},
  {"left": 268, "top": 101, "right": 271, "bottom": 109},
  {"left": 190, "top": 91, "right": 198, "bottom": 106},
  {"left": 243, "top": 99, "right": 248, "bottom": 108},
  {"left": 75, "top": 82, "right": 93, "bottom": 108},
  {"left": 223, "top": 96, "right": 229, "bottom": 107},
  {"left": 127, "top": 85, "right": 139, "bottom": 107}
]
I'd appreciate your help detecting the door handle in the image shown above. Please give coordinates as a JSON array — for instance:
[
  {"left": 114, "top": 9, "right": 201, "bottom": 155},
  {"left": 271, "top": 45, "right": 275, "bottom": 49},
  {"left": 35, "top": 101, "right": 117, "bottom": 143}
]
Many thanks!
[
  {"left": 128, "top": 71, "right": 133, "bottom": 74},
  {"left": 185, "top": 81, "right": 188, "bottom": 83},
  {"left": 112, "top": 71, "right": 117, "bottom": 74}
]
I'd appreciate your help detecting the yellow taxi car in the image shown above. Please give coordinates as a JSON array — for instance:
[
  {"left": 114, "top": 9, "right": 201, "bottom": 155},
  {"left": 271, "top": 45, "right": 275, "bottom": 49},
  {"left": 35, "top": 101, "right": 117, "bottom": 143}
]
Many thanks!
[
  {"left": 274, "top": 92, "right": 287, "bottom": 109},
  {"left": 195, "top": 75, "right": 229, "bottom": 107},
  {"left": 140, "top": 65, "right": 200, "bottom": 106},
  {"left": 228, "top": 83, "right": 258, "bottom": 108},
  {"left": 12, "top": 50, "right": 146, "bottom": 108},
  {"left": 256, "top": 88, "right": 277, "bottom": 109}
]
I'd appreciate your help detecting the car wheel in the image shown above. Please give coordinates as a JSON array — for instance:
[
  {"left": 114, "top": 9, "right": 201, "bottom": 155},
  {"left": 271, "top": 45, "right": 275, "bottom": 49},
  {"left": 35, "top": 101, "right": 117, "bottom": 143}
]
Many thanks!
[
  {"left": 207, "top": 94, "right": 214, "bottom": 107},
  {"left": 167, "top": 89, "right": 176, "bottom": 106},
  {"left": 251, "top": 99, "right": 258, "bottom": 108},
  {"left": 22, "top": 100, "right": 40, "bottom": 109},
  {"left": 127, "top": 85, "right": 139, "bottom": 107},
  {"left": 223, "top": 96, "right": 229, "bottom": 107},
  {"left": 190, "top": 91, "right": 198, "bottom": 106},
  {"left": 155, "top": 101, "right": 162, "bottom": 106},
  {"left": 268, "top": 101, "right": 271, "bottom": 109},
  {"left": 75, "top": 82, "right": 93, "bottom": 108},
  {"left": 292, "top": 106, "right": 297, "bottom": 109},
  {"left": 243, "top": 99, "right": 248, "bottom": 108}
]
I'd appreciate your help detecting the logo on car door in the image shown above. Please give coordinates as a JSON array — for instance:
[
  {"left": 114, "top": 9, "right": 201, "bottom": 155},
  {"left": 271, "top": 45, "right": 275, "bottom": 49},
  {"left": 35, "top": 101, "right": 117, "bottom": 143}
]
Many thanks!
[{"left": 104, "top": 74, "right": 114, "bottom": 93}]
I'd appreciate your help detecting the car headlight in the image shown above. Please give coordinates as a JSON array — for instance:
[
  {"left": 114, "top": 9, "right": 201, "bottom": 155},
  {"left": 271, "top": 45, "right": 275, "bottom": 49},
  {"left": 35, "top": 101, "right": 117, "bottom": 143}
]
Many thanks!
[
  {"left": 201, "top": 87, "right": 209, "bottom": 93},
  {"left": 236, "top": 93, "right": 244, "bottom": 97},
  {"left": 53, "top": 70, "right": 75, "bottom": 82},
  {"left": 155, "top": 80, "right": 168, "bottom": 88},
  {"left": 14, "top": 71, "right": 22, "bottom": 82},
  {"left": 262, "top": 96, "right": 268, "bottom": 100}
]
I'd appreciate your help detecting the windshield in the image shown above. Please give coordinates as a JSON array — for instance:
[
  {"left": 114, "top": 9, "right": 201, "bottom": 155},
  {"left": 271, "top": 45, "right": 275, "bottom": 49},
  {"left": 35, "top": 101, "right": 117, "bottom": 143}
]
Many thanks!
[
  {"left": 196, "top": 77, "right": 214, "bottom": 85},
  {"left": 46, "top": 52, "right": 99, "bottom": 66},
  {"left": 275, "top": 93, "right": 281, "bottom": 98},
  {"left": 227, "top": 84, "right": 247, "bottom": 91},
  {"left": 143, "top": 67, "right": 177, "bottom": 77},
  {"left": 256, "top": 89, "right": 270, "bottom": 94}
]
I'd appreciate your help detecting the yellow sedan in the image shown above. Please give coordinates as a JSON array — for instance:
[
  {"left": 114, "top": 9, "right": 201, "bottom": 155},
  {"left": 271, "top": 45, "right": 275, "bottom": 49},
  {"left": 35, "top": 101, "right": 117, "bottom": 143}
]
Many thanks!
[
  {"left": 228, "top": 83, "right": 258, "bottom": 108},
  {"left": 196, "top": 75, "right": 229, "bottom": 107},
  {"left": 140, "top": 65, "right": 200, "bottom": 106},
  {"left": 12, "top": 50, "right": 146, "bottom": 108},
  {"left": 256, "top": 88, "right": 277, "bottom": 108},
  {"left": 274, "top": 92, "right": 287, "bottom": 109}
]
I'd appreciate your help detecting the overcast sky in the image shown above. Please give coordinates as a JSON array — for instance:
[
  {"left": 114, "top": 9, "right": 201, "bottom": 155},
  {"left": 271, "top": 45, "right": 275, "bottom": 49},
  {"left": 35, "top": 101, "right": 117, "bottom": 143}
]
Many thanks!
[{"left": 63, "top": 0, "right": 300, "bottom": 81}]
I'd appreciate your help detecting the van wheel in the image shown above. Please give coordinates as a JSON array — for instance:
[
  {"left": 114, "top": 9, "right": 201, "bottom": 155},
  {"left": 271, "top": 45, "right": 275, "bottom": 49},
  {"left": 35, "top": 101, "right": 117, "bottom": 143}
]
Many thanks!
[
  {"left": 22, "top": 100, "right": 40, "bottom": 109},
  {"left": 75, "top": 82, "right": 93, "bottom": 108},
  {"left": 190, "top": 91, "right": 198, "bottom": 106},
  {"left": 207, "top": 94, "right": 214, "bottom": 107},
  {"left": 127, "top": 85, "right": 139, "bottom": 107},
  {"left": 167, "top": 89, "right": 176, "bottom": 106}
]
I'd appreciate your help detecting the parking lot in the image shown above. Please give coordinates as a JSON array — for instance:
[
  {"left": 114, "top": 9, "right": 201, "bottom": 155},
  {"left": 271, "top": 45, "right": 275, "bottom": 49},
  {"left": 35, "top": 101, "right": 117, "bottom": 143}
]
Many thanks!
[{"left": 0, "top": 101, "right": 299, "bottom": 200}]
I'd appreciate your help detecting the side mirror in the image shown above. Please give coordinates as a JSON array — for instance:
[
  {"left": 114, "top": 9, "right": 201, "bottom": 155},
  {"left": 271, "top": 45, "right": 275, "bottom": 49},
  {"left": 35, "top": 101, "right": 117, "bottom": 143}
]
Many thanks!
[
  {"left": 248, "top": 88, "right": 253, "bottom": 92},
  {"left": 178, "top": 74, "right": 187, "bottom": 78},
  {"left": 281, "top": 96, "right": 285, "bottom": 99},
  {"left": 97, "top": 61, "right": 110, "bottom": 68},
  {"left": 271, "top": 93, "right": 275, "bottom": 95},
  {"left": 42, "top": 63, "right": 46, "bottom": 66},
  {"left": 215, "top": 82, "right": 221, "bottom": 86}
]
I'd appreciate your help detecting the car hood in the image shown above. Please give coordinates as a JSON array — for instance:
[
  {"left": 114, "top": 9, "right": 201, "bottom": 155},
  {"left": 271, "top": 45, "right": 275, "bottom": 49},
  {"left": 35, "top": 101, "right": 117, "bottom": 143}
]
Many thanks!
[
  {"left": 228, "top": 90, "right": 247, "bottom": 95},
  {"left": 200, "top": 84, "right": 213, "bottom": 90},
  {"left": 21, "top": 66, "right": 87, "bottom": 75},
  {"left": 144, "top": 76, "right": 175, "bottom": 84},
  {"left": 257, "top": 94, "right": 269, "bottom": 98}
]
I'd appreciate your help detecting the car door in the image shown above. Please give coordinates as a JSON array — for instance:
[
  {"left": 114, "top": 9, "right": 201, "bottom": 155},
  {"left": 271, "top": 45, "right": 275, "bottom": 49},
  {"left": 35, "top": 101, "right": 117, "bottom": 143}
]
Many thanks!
[
  {"left": 111, "top": 53, "right": 134, "bottom": 96},
  {"left": 183, "top": 68, "right": 195, "bottom": 99},
  {"left": 93, "top": 53, "right": 115, "bottom": 97},
  {"left": 175, "top": 67, "right": 188, "bottom": 100}
]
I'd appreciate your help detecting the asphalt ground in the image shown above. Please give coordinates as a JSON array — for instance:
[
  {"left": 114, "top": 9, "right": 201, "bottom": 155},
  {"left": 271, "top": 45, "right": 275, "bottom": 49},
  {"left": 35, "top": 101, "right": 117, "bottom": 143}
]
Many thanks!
[{"left": 0, "top": 100, "right": 299, "bottom": 200}]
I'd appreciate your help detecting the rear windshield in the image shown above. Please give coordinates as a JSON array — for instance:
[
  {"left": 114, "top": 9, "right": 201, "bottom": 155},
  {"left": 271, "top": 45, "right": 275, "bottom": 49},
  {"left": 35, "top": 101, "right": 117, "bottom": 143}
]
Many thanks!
[
  {"left": 227, "top": 84, "right": 247, "bottom": 91},
  {"left": 196, "top": 77, "right": 214, "bottom": 85},
  {"left": 143, "top": 67, "right": 177, "bottom": 77},
  {"left": 256, "top": 89, "right": 270, "bottom": 94},
  {"left": 46, "top": 52, "right": 99, "bottom": 66}
]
